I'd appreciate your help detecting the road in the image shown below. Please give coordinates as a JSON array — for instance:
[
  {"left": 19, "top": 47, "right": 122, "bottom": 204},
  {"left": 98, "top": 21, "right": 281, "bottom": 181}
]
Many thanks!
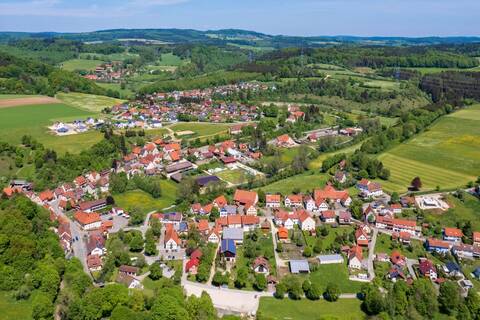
[
  {"left": 269, "top": 218, "right": 288, "bottom": 269},
  {"left": 406, "top": 258, "right": 418, "bottom": 280},
  {"left": 367, "top": 228, "right": 378, "bottom": 281},
  {"left": 207, "top": 242, "right": 220, "bottom": 285},
  {"left": 50, "top": 200, "right": 91, "bottom": 277}
]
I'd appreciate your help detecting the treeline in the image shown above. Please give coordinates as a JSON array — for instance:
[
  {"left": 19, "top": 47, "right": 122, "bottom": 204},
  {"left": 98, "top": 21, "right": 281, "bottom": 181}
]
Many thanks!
[
  {"left": 254, "top": 46, "right": 479, "bottom": 69},
  {"left": 420, "top": 71, "right": 480, "bottom": 104},
  {"left": 0, "top": 51, "right": 110, "bottom": 96},
  {"left": 0, "top": 196, "right": 66, "bottom": 320}
]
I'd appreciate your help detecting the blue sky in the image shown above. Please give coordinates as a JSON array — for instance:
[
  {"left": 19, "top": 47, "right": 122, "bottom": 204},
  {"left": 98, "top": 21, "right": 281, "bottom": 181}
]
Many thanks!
[{"left": 0, "top": 0, "right": 478, "bottom": 36}]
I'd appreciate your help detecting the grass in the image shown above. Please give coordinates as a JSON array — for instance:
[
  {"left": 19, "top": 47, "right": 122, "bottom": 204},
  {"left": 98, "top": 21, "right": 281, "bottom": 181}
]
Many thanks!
[
  {"left": 309, "top": 263, "right": 363, "bottom": 294},
  {"left": 0, "top": 94, "right": 41, "bottom": 100},
  {"left": 404, "top": 66, "right": 480, "bottom": 75},
  {"left": 309, "top": 141, "right": 364, "bottom": 170},
  {"left": 258, "top": 297, "right": 365, "bottom": 320},
  {"left": 156, "top": 53, "right": 186, "bottom": 66},
  {"left": 0, "top": 102, "right": 103, "bottom": 154},
  {"left": 61, "top": 58, "right": 103, "bottom": 71},
  {"left": 114, "top": 182, "right": 177, "bottom": 213},
  {"left": 259, "top": 171, "right": 329, "bottom": 194},
  {"left": 261, "top": 148, "right": 302, "bottom": 167},
  {"left": 0, "top": 291, "right": 32, "bottom": 320},
  {"left": 376, "top": 105, "right": 480, "bottom": 192},
  {"left": 374, "top": 233, "right": 427, "bottom": 259},
  {"left": 168, "top": 123, "right": 230, "bottom": 138},
  {"left": 96, "top": 83, "right": 134, "bottom": 99},
  {"left": 424, "top": 194, "right": 480, "bottom": 231},
  {"left": 217, "top": 169, "right": 247, "bottom": 185},
  {"left": 304, "top": 225, "right": 354, "bottom": 252},
  {"left": 56, "top": 92, "right": 125, "bottom": 113}
]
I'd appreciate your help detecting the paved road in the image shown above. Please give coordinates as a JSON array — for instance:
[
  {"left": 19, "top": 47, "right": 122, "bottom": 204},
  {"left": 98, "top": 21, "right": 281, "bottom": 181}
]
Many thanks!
[
  {"left": 406, "top": 258, "right": 418, "bottom": 280},
  {"left": 269, "top": 219, "right": 288, "bottom": 269},
  {"left": 367, "top": 228, "right": 378, "bottom": 281}
]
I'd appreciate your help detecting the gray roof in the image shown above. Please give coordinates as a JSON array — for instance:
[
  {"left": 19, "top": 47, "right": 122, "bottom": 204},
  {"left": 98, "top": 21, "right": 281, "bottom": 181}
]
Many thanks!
[
  {"left": 289, "top": 260, "right": 310, "bottom": 273},
  {"left": 166, "top": 161, "right": 193, "bottom": 173},
  {"left": 222, "top": 227, "right": 244, "bottom": 241},
  {"left": 317, "top": 254, "right": 344, "bottom": 263}
]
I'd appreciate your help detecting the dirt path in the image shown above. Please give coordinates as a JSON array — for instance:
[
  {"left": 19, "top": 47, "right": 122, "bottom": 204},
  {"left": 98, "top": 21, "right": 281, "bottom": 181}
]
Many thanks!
[{"left": 0, "top": 96, "right": 61, "bottom": 108}]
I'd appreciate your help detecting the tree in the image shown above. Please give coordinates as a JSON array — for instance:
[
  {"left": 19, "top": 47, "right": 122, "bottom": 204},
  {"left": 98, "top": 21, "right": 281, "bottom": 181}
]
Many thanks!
[
  {"left": 390, "top": 192, "right": 399, "bottom": 203},
  {"left": 32, "top": 292, "right": 54, "bottom": 320},
  {"left": 150, "top": 219, "right": 162, "bottom": 237},
  {"left": 438, "top": 281, "right": 461, "bottom": 316},
  {"left": 149, "top": 263, "right": 163, "bottom": 280},
  {"left": 274, "top": 282, "right": 286, "bottom": 299},
  {"left": 410, "top": 176, "right": 422, "bottom": 191},
  {"left": 129, "top": 232, "right": 144, "bottom": 252},
  {"left": 306, "top": 283, "right": 321, "bottom": 300},
  {"left": 254, "top": 274, "right": 267, "bottom": 291},
  {"left": 324, "top": 282, "right": 340, "bottom": 302},
  {"left": 411, "top": 279, "right": 438, "bottom": 318},
  {"left": 186, "top": 291, "right": 217, "bottom": 320},
  {"left": 212, "top": 272, "right": 228, "bottom": 287},
  {"left": 288, "top": 277, "right": 303, "bottom": 300},
  {"left": 303, "top": 246, "right": 312, "bottom": 257},
  {"left": 234, "top": 267, "right": 248, "bottom": 289},
  {"left": 465, "top": 289, "right": 480, "bottom": 320},
  {"left": 363, "top": 285, "right": 385, "bottom": 315},
  {"left": 388, "top": 280, "right": 408, "bottom": 317}
]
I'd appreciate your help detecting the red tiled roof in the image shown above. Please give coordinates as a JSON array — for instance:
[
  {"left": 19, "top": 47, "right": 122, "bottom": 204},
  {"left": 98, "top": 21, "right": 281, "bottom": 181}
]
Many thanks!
[
  {"left": 74, "top": 211, "right": 100, "bottom": 226},
  {"left": 314, "top": 185, "right": 349, "bottom": 202},
  {"left": 444, "top": 227, "right": 463, "bottom": 238},
  {"left": 234, "top": 189, "right": 257, "bottom": 205},
  {"left": 322, "top": 210, "right": 336, "bottom": 219},
  {"left": 197, "top": 219, "right": 209, "bottom": 232},
  {"left": 266, "top": 194, "right": 281, "bottom": 203},
  {"left": 165, "top": 225, "right": 180, "bottom": 245},
  {"left": 213, "top": 195, "right": 228, "bottom": 207}
]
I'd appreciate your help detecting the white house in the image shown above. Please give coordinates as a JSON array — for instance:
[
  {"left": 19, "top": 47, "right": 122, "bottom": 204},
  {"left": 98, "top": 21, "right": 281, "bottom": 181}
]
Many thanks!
[{"left": 298, "top": 211, "right": 316, "bottom": 231}]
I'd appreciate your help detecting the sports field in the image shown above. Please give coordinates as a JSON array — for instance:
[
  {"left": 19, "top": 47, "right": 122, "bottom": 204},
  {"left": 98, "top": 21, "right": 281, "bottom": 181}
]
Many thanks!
[
  {"left": 56, "top": 92, "right": 125, "bottom": 113},
  {"left": 61, "top": 58, "right": 103, "bottom": 71},
  {"left": 258, "top": 297, "right": 365, "bottom": 320},
  {"left": 0, "top": 102, "right": 102, "bottom": 154},
  {"left": 377, "top": 105, "right": 480, "bottom": 192}
]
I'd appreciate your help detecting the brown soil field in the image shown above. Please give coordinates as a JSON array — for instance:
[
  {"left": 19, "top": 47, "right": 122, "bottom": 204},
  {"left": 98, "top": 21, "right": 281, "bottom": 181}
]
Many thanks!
[{"left": 0, "top": 97, "right": 61, "bottom": 108}]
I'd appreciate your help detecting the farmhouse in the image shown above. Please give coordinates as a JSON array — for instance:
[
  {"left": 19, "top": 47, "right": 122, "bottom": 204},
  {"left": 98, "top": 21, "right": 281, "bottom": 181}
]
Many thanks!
[
  {"left": 357, "top": 179, "right": 383, "bottom": 198},
  {"left": 74, "top": 211, "right": 101, "bottom": 231},
  {"left": 276, "top": 134, "right": 296, "bottom": 148},
  {"left": 234, "top": 189, "right": 258, "bottom": 206},
  {"left": 314, "top": 185, "right": 351, "bottom": 207},
  {"left": 298, "top": 210, "right": 316, "bottom": 231},
  {"left": 164, "top": 225, "right": 181, "bottom": 251},
  {"left": 265, "top": 194, "right": 281, "bottom": 208},
  {"left": 285, "top": 194, "right": 303, "bottom": 208},
  {"left": 252, "top": 257, "right": 270, "bottom": 274}
]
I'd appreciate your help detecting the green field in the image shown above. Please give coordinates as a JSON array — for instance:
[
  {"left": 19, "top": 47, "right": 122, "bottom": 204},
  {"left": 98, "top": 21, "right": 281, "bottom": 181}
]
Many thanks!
[
  {"left": 217, "top": 169, "right": 247, "bottom": 185},
  {"left": 114, "top": 181, "right": 177, "bottom": 213},
  {"left": 96, "top": 82, "right": 134, "bottom": 99},
  {"left": 169, "top": 122, "right": 230, "bottom": 138},
  {"left": 424, "top": 194, "right": 480, "bottom": 231},
  {"left": 259, "top": 171, "right": 329, "bottom": 194},
  {"left": 0, "top": 94, "right": 41, "bottom": 100},
  {"left": 0, "top": 291, "right": 32, "bottom": 320},
  {"left": 377, "top": 105, "right": 480, "bottom": 192},
  {"left": 61, "top": 58, "right": 103, "bottom": 71},
  {"left": 404, "top": 66, "right": 480, "bottom": 75},
  {"left": 157, "top": 53, "right": 186, "bottom": 66},
  {"left": 56, "top": 92, "right": 125, "bottom": 113},
  {"left": 0, "top": 103, "right": 103, "bottom": 154},
  {"left": 258, "top": 297, "right": 365, "bottom": 320}
]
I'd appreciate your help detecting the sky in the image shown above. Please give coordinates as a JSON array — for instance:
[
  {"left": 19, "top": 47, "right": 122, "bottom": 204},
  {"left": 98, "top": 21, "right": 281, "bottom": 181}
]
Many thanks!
[{"left": 0, "top": 0, "right": 478, "bottom": 37}]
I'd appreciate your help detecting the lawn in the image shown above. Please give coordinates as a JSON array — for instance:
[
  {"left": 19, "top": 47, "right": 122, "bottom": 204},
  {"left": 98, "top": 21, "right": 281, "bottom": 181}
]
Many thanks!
[
  {"left": 374, "top": 233, "right": 427, "bottom": 260},
  {"left": 261, "top": 147, "right": 303, "bottom": 167},
  {"left": 304, "top": 225, "right": 355, "bottom": 252},
  {"left": 96, "top": 82, "right": 134, "bottom": 99},
  {"left": 258, "top": 297, "right": 365, "bottom": 320},
  {"left": 156, "top": 53, "right": 186, "bottom": 66},
  {"left": 308, "top": 263, "right": 363, "bottom": 294},
  {"left": 61, "top": 58, "right": 103, "bottom": 71},
  {"left": 0, "top": 102, "right": 103, "bottom": 154},
  {"left": 169, "top": 123, "right": 230, "bottom": 138},
  {"left": 309, "top": 141, "right": 364, "bottom": 170},
  {"left": 259, "top": 171, "right": 329, "bottom": 194},
  {"left": 376, "top": 105, "right": 480, "bottom": 192},
  {"left": 114, "top": 182, "right": 177, "bottom": 213},
  {"left": 0, "top": 94, "right": 41, "bottom": 100},
  {"left": 56, "top": 92, "right": 125, "bottom": 113},
  {"left": 217, "top": 169, "right": 247, "bottom": 185},
  {"left": 0, "top": 291, "right": 32, "bottom": 320}
]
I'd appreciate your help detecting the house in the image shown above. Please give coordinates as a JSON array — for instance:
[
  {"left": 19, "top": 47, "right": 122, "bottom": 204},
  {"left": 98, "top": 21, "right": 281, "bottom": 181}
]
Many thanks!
[
  {"left": 266, "top": 194, "right": 281, "bottom": 208},
  {"left": 274, "top": 210, "right": 298, "bottom": 229},
  {"left": 39, "top": 189, "right": 54, "bottom": 203},
  {"left": 419, "top": 258, "right": 437, "bottom": 280},
  {"left": 241, "top": 215, "right": 260, "bottom": 232},
  {"left": 357, "top": 179, "right": 383, "bottom": 198},
  {"left": 197, "top": 219, "right": 210, "bottom": 235},
  {"left": 87, "top": 254, "right": 103, "bottom": 272},
  {"left": 396, "top": 231, "right": 412, "bottom": 245},
  {"left": 233, "top": 189, "right": 258, "bottom": 206},
  {"left": 78, "top": 199, "right": 107, "bottom": 213},
  {"left": 119, "top": 265, "right": 139, "bottom": 277},
  {"left": 338, "top": 211, "right": 352, "bottom": 225},
  {"left": 252, "top": 257, "right": 270, "bottom": 274},
  {"left": 116, "top": 273, "right": 143, "bottom": 290},
  {"left": 452, "top": 243, "right": 478, "bottom": 259},
  {"left": 317, "top": 254, "right": 344, "bottom": 265},
  {"left": 390, "top": 250, "right": 406, "bottom": 267},
  {"left": 334, "top": 171, "right": 347, "bottom": 184},
  {"left": 164, "top": 225, "right": 181, "bottom": 251},
  {"left": 289, "top": 260, "right": 310, "bottom": 274},
  {"left": 185, "top": 258, "right": 200, "bottom": 275},
  {"left": 443, "top": 261, "right": 462, "bottom": 277},
  {"left": 472, "top": 267, "right": 480, "bottom": 279},
  {"left": 86, "top": 232, "right": 106, "bottom": 256},
  {"left": 392, "top": 218, "right": 418, "bottom": 236},
  {"left": 443, "top": 227, "right": 463, "bottom": 242},
  {"left": 196, "top": 176, "right": 221, "bottom": 188},
  {"left": 426, "top": 238, "right": 452, "bottom": 254},
  {"left": 285, "top": 194, "right": 303, "bottom": 208},
  {"left": 314, "top": 185, "right": 351, "bottom": 207},
  {"left": 388, "top": 265, "right": 406, "bottom": 282},
  {"left": 207, "top": 229, "right": 220, "bottom": 243},
  {"left": 220, "top": 239, "right": 236, "bottom": 262},
  {"left": 474, "top": 232, "right": 480, "bottom": 247},
  {"left": 277, "top": 227, "right": 289, "bottom": 241},
  {"left": 223, "top": 227, "right": 244, "bottom": 244},
  {"left": 227, "top": 215, "right": 242, "bottom": 229},
  {"left": 298, "top": 210, "right": 316, "bottom": 231},
  {"left": 355, "top": 228, "right": 369, "bottom": 246},
  {"left": 321, "top": 210, "right": 336, "bottom": 224},
  {"left": 348, "top": 245, "right": 364, "bottom": 270},
  {"left": 276, "top": 134, "right": 296, "bottom": 148},
  {"left": 213, "top": 195, "right": 228, "bottom": 208},
  {"left": 74, "top": 211, "right": 101, "bottom": 231}
]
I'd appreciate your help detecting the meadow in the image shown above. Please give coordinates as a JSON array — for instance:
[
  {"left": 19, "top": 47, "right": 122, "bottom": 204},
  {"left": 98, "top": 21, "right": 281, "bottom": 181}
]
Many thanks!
[
  {"left": 61, "top": 58, "right": 103, "bottom": 71},
  {"left": 424, "top": 194, "right": 480, "bottom": 231},
  {"left": 0, "top": 94, "right": 41, "bottom": 100},
  {"left": 216, "top": 169, "right": 247, "bottom": 185},
  {"left": 0, "top": 102, "right": 103, "bottom": 154},
  {"left": 259, "top": 171, "right": 329, "bottom": 194},
  {"left": 376, "top": 105, "right": 480, "bottom": 192},
  {"left": 114, "top": 181, "right": 178, "bottom": 213},
  {"left": 169, "top": 122, "right": 230, "bottom": 138},
  {"left": 0, "top": 291, "right": 32, "bottom": 320},
  {"left": 56, "top": 92, "right": 125, "bottom": 113},
  {"left": 258, "top": 297, "right": 365, "bottom": 320}
]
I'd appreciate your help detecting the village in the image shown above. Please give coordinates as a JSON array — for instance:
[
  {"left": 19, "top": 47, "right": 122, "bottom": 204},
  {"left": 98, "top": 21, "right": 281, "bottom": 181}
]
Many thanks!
[{"left": 3, "top": 156, "right": 480, "bottom": 315}]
